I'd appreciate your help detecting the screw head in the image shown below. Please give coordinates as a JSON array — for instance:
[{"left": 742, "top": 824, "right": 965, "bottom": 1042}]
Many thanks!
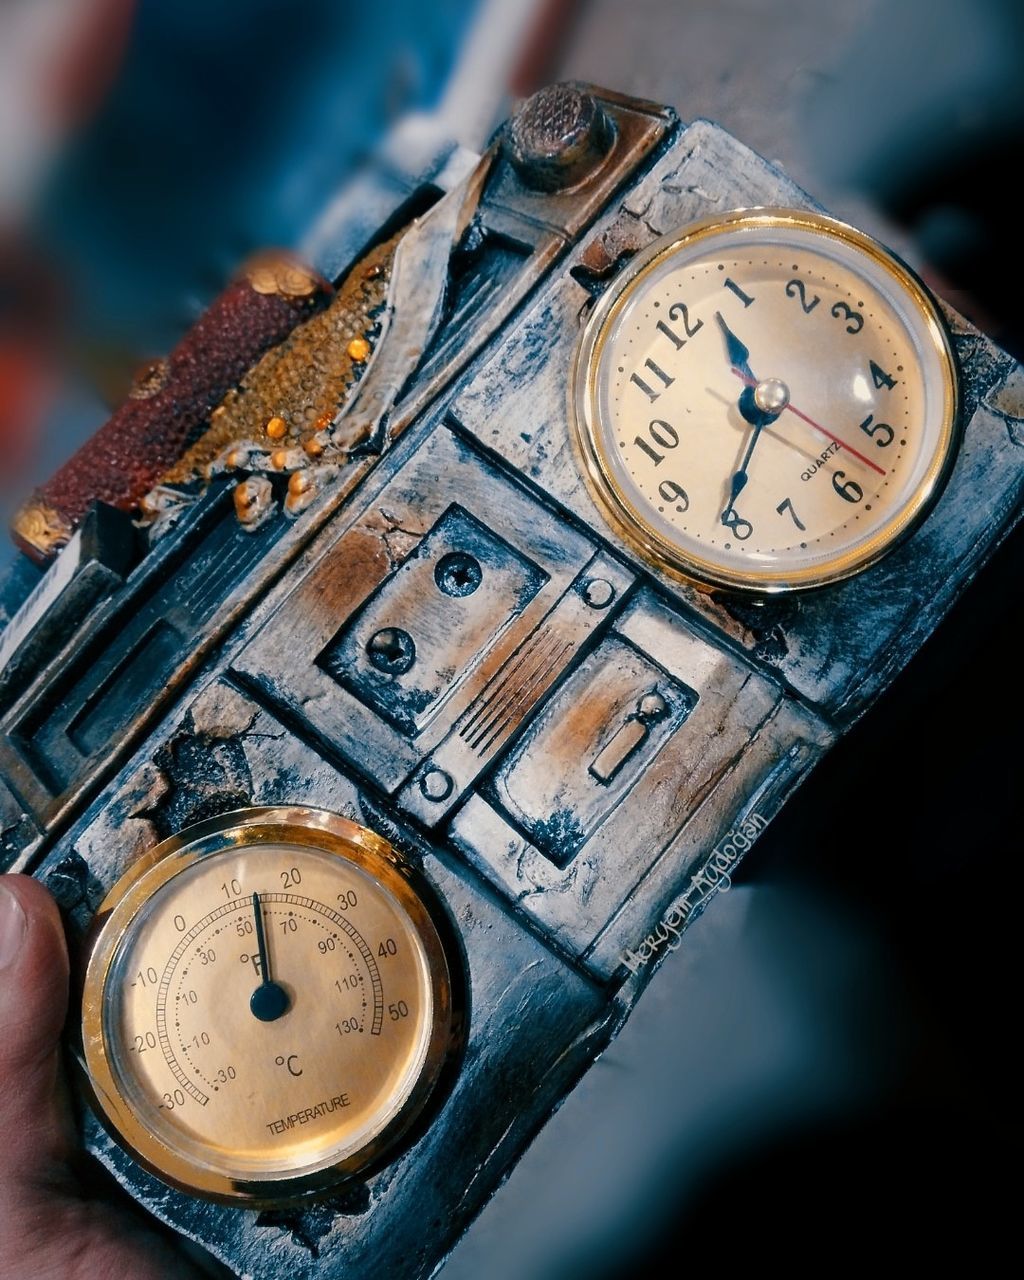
[
  {"left": 582, "top": 577, "right": 615, "bottom": 609},
  {"left": 505, "top": 83, "right": 612, "bottom": 192},
  {"left": 366, "top": 627, "right": 416, "bottom": 675},
  {"left": 435, "top": 552, "right": 482, "bottom": 598},
  {"left": 419, "top": 768, "right": 454, "bottom": 802}
]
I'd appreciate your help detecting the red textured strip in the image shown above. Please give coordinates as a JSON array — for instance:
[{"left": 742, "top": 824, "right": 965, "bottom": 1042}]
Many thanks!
[{"left": 12, "top": 266, "right": 330, "bottom": 562}]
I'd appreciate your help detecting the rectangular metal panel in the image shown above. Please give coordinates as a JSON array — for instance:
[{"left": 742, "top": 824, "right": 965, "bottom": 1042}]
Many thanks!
[
  {"left": 487, "top": 634, "right": 697, "bottom": 866},
  {"left": 318, "top": 505, "right": 547, "bottom": 737},
  {"left": 233, "top": 426, "right": 601, "bottom": 794},
  {"left": 449, "top": 586, "right": 816, "bottom": 974}
]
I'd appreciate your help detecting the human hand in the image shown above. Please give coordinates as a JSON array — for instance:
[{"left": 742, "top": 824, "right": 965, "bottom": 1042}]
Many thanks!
[{"left": 0, "top": 875, "right": 201, "bottom": 1280}]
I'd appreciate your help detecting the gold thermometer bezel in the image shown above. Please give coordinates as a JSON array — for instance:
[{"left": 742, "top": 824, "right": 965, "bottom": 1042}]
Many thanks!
[
  {"left": 78, "top": 806, "right": 462, "bottom": 1206},
  {"left": 570, "top": 206, "right": 960, "bottom": 593}
]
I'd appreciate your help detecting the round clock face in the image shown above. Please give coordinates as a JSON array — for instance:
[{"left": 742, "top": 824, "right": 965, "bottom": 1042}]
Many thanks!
[{"left": 572, "top": 208, "right": 959, "bottom": 591}]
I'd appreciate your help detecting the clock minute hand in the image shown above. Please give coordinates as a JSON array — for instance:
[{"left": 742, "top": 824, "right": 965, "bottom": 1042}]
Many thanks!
[{"left": 721, "top": 418, "right": 767, "bottom": 522}]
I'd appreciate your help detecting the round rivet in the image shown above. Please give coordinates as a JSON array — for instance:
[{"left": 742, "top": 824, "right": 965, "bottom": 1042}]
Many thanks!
[
  {"left": 638, "top": 692, "right": 668, "bottom": 722},
  {"left": 420, "top": 768, "right": 453, "bottom": 802},
  {"left": 435, "top": 552, "right": 482, "bottom": 598},
  {"left": 505, "top": 83, "right": 612, "bottom": 192},
  {"left": 366, "top": 627, "right": 416, "bottom": 675},
  {"left": 582, "top": 577, "right": 615, "bottom": 609}
]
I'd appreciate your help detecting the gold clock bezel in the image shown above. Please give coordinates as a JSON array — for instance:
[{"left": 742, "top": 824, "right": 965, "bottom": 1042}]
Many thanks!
[
  {"left": 570, "top": 206, "right": 960, "bottom": 593},
  {"left": 78, "top": 806, "right": 462, "bottom": 1207}
]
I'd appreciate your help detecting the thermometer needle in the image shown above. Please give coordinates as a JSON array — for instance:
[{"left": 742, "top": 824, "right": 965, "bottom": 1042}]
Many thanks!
[
  {"left": 250, "top": 892, "right": 290, "bottom": 1023},
  {"left": 730, "top": 369, "right": 887, "bottom": 476}
]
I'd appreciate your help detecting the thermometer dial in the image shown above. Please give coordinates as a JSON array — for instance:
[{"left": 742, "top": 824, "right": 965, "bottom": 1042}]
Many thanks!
[
  {"left": 79, "top": 808, "right": 461, "bottom": 1205},
  {"left": 572, "top": 207, "right": 959, "bottom": 591}
]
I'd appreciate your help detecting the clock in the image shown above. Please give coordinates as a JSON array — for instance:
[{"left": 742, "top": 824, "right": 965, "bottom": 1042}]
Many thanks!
[{"left": 572, "top": 208, "right": 959, "bottom": 592}]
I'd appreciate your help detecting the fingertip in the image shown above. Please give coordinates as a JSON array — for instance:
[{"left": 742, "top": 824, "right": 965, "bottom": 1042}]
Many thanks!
[
  {"left": 0, "top": 874, "right": 67, "bottom": 945},
  {"left": 0, "top": 873, "right": 69, "bottom": 975},
  {"left": 0, "top": 874, "right": 70, "bottom": 1065}
]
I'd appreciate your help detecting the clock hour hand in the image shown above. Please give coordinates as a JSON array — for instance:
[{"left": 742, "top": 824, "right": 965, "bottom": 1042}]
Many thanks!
[
  {"left": 715, "top": 311, "right": 755, "bottom": 382},
  {"left": 715, "top": 311, "right": 767, "bottom": 426}
]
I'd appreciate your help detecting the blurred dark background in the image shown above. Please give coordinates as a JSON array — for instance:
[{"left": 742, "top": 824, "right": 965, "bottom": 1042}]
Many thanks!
[{"left": 0, "top": 1, "right": 1020, "bottom": 1275}]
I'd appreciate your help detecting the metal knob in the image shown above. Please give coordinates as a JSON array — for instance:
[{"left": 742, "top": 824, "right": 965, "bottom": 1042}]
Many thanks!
[{"left": 505, "top": 84, "right": 612, "bottom": 192}]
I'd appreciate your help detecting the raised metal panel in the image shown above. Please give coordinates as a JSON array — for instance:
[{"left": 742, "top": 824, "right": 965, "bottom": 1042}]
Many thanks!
[
  {"left": 232, "top": 426, "right": 606, "bottom": 797},
  {"left": 487, "top": 634, "right": 698, "bottom": 866},
  {"left": 397, "top": 547, "right": 635, "bottom": 828},
  {"left": 318, "top": 505, "right": 548, "bottom": 737},
  {"left": 448, "top": 586, "right": 821, "bottom": 975}
]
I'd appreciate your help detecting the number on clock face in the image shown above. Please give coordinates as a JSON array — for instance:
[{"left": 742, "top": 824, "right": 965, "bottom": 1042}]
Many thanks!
[{"left": 573, "top": 209, "right": 957, "bottom": 591}]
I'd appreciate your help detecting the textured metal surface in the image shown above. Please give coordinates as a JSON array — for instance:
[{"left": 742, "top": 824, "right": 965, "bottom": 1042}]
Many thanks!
[
  {"left": 3, "top": 85, "right": 1022, "bottom": 1280},
  {"left": 0, "top": 86, "right": 672, "bottom": 873},
  {"left": 0, "top": 504, "right": 136, "bottom": 705}
]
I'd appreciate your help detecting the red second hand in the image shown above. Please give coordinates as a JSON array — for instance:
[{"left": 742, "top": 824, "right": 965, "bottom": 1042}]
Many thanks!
[{"left": 730, "top": 369, "right": 887, "bottom": 477}]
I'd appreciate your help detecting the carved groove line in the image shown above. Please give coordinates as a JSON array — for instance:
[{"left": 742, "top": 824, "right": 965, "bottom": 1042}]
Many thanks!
[{"left": 460, "top": 630, "right": 573, "bottom": 753}]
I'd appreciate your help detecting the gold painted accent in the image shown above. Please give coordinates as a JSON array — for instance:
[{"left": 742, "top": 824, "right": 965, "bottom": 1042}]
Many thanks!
[
  {"left": 150, "top": 234, "right": 396, "bottom": 496},
  {"left": 233, "top": 475, "right": 274, "bottom": 528},
  {"left": 571, "top": 207, "right": 960, "bottom": 594},
  {"left": 347, "top": 336, "right": 371, "bottom": 362},
  {"left": 285, "top": 464, "right": 340, "bottom": 516},
  {"left": 128, "top": 357, "right": 171, "bottom": 401},
  {"left": 244, "top": 253, "right": 320, "bottom": 299},
  {"left": 78, "top": 807, "right": 460, "bottom": 1206},
  {"left": 11, "top": 497, "right": 73, "bottom": 560},
  {"left": 266, "top": 447, "right": 306, "bottom": 472},
  {"left": 265, "top": 416, "right": 287, "bottom": 440},
  {"left": 248, "top": 268, "right": 278, "bottom": 295}
]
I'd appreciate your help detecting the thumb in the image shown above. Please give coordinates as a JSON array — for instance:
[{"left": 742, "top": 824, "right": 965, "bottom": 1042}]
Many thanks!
[{"left": 0, "top": 875, "right": 75, "bottom": 1188}]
